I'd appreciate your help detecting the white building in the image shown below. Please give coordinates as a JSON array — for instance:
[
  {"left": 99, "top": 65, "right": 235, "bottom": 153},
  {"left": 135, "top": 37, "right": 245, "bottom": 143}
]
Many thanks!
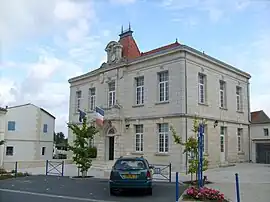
[
  {"left": 250, "top": 110, "right": 270, "bottom": 164},
  {"left": 68, "top": 27, "right": 251, "bottom": 172},
  {"left": 0, "top": 107, "right": 7, "bottom": 166},
  {"left": 1, "top": 103, "right": 55, "bottom": 166}
]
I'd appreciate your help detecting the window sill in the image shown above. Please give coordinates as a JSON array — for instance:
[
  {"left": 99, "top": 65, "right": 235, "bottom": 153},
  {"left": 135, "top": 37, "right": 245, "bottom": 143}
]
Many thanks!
[
  {"left": 155, "top": 101, "right": 169, "bottom": 105},
  {"left": 155, "top": 152, "right": 169, "bottom": 156},
  {"left": 238, "top": 152, "right": 245, "bottom": 155},
  {"left": 219, "top": 107, "right": 228, "bottom": 110},
  {"left": 132, "top": 104, "right": 144, "bottom": 108},
  {"left": 130, "top": 152, "right": 144, "bottom": 155},
  {"left": 198, "top": 102, "right": 208, "bottom": 106},
  {"left": 236, "top": 110, "right": 244, "bottom": 114}
]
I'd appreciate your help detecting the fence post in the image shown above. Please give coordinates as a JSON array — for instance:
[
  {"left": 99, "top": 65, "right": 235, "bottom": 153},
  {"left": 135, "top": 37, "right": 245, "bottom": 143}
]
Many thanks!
[
  {"left": 61, "top": 161, "right": 64, "bottom": 177},
  {"left": 169, "top": 163, "right": 172, "bottom": 182},
  {"left": 235, "top": 173, "right": 240, "bottom": 202},
  {"left": 14, "top": 161, "right": 18, "bottom": 178},
  {"left": 45, "top": 160, "right": 48, "bottom": 175},
  {"left": 175, "top": 172, "right": 179, "bottom": 202}
]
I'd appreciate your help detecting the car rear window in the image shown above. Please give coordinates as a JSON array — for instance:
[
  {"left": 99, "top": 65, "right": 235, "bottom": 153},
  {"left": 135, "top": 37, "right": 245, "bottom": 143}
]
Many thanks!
[{"left": 114, "top": 159, "right": 146, "bottom": 170}]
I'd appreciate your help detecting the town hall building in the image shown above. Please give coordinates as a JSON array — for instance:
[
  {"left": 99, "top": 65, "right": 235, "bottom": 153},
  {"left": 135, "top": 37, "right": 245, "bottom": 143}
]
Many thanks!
[{"left": 68, "top": 26, "right": 251, "bottom": 172}]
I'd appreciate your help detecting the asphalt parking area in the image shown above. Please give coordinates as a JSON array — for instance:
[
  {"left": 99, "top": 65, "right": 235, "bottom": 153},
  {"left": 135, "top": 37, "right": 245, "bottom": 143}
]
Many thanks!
[{"left": 0, "top": 175, "right": 186, "bottom": 202}]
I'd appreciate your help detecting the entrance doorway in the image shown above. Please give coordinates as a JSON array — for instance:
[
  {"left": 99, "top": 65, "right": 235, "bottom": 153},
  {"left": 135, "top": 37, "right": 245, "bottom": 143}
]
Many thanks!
[{"left": 109, "top": 136, "right": 114, "bottom": 160}]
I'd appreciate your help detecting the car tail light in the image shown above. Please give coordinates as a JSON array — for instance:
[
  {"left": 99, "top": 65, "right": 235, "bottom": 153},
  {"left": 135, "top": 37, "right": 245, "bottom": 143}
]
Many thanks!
[{"left": 146, "top": 171, "right": 151, "bottom": 180}]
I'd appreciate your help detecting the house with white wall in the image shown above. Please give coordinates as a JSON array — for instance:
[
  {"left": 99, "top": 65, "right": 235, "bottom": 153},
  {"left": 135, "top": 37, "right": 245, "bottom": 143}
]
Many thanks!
[
  {"left": 0, "top": 107, "right": 7, "bottom": 166},
  {"left": 68, "top": 27, "right": 251, "bottom": 172},
  {"left": 2, "top": 103, "right": 55, "bottom": 165},
  {"left": 250, "top": 110, "right": 270, "bottom": 164}
]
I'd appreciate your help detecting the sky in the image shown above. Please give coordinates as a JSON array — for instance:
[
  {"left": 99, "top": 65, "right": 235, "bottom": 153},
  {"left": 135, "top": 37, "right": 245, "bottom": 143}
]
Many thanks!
[{"left": 0, "top": 0, "right": 270, "bottom": 136}]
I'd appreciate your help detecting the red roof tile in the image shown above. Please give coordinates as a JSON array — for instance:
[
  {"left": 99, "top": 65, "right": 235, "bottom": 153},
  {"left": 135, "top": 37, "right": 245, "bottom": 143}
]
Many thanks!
[
  {"left": 141, "top": 42, "right": 181, "bottom": 57},
  {"left": 119, "top": 33, "right": 141, "bottom": 60}
]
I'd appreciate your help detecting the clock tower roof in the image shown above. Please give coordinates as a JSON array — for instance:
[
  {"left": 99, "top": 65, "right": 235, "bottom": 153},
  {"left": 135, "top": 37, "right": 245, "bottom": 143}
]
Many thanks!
[{"left": 118, "top": 24, "right": 141, "bottom": 60}]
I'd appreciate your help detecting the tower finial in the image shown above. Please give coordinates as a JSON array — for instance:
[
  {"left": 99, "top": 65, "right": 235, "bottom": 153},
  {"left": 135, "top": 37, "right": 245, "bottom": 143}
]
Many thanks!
[
  {"left": 121, "top": 25, "right": 123, "bottom": 34},
  {"left": 176, "top": 38, "right": 178, "bottom": 43},
  {"left": 128, "top": 22, "right": 131, "bottom": 31}
]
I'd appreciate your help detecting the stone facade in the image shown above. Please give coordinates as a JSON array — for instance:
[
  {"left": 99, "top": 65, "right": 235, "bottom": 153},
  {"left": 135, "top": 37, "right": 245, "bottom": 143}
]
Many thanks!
[{"left": 68, "top": 28, "right": 251, "bottom": 172}]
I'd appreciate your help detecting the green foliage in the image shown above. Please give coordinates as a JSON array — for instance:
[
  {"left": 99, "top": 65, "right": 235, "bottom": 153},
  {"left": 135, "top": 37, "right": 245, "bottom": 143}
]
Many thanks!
[
  {"left": 171, "top": 116, "right": 209, "bottom": 178},
  {"left": 67, "top": 117, "right": 98, "bottom": 175},
  {"left": 89, "top": 146, "right": 97, "bottom": 158},
  {"left": 0, "top": 140, "right": 5, "bottom": 145},
  {"left": 54, "top": 132, "right": 67, "bottom": 146}
]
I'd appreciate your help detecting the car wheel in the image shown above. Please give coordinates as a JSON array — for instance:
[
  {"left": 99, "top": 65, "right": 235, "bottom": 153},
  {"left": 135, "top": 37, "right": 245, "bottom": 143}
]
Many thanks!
[
  {"left": 147, "top": 188, "right": 152, "bottom": 195},
  {"left": 110, "top": 188, "right": 116, "bottom": 196}
]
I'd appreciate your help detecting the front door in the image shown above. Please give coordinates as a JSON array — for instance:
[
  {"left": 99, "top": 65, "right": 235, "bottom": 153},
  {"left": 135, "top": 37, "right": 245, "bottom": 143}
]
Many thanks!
[
  {"left": 220, "top": 127, "right": 226, "bottom": 163},
  {"left": 109, "top": 136, "right": 114, "bottom": 160}
]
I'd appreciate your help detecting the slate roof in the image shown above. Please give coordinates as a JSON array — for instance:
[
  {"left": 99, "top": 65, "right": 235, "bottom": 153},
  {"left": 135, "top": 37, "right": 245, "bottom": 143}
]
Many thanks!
[{"left": 251, "top": 110, "right": 270, "bottom": 124}]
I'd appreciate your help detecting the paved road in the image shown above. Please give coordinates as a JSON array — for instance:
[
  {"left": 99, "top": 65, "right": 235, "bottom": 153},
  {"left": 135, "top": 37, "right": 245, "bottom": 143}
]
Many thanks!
[{"left": 0, "top": 175, "right": 186, "bottom": 202}]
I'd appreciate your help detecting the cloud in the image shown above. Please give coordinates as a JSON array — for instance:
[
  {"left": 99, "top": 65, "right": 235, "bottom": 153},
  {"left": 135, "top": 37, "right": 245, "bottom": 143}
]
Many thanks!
[
  {"left": 110, "top": 0, "right": 136, "bottom": 5},
  {"left": 0, "top": 0, "right": 98, "bottom": 135}
]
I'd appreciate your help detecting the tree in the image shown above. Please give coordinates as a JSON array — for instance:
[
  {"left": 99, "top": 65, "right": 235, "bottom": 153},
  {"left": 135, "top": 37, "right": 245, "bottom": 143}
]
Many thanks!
[
  {"left": 171, "top": 117, "right": 209, "bottom": 183},
  {"left": 54, "top": 132, "right": 67, "bottom": 145},
  {"left": 0, "top": 140, "right": 4, "bottom": 145},
  {"left": 67, "top": 116, "right": 98, "bottom": 177}
]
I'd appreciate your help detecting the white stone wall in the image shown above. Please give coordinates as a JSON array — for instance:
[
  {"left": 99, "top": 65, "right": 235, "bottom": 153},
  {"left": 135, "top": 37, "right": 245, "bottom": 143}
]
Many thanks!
[
  {"left": 68, "top": 46, "right": 251, "bottom": 169},
  {"left": 3, "top": 104, "right": 54, "bottom": 162}
]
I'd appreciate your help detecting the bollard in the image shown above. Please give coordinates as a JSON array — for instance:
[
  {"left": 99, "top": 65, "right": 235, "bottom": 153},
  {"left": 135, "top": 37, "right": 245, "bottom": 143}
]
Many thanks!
[
  {"left": 235, "top": 173, "right": 240, "bottom": 202},
  {"left": 14, "top": 161, "right": 18, "bottom": 178},
  {"left": 61, "top": 161, "right": 64, "bottom": 177},
  {"left": 175, "top": 172, "right": 179, "bottom": 202},
  {"left": 45, "top": 160, "right": 48, "bottom": 175}
]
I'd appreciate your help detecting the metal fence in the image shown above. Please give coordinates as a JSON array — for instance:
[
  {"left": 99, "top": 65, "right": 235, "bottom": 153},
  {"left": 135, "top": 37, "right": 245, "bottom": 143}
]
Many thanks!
[{"left": 150, "top": 163, "right": 172, "bottom": 182}]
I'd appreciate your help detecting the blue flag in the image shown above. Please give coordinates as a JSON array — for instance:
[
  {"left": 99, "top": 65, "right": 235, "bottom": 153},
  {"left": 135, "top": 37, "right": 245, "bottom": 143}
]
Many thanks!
[{"left": 78, "top": 109, "right": 86, "bottom": 122}]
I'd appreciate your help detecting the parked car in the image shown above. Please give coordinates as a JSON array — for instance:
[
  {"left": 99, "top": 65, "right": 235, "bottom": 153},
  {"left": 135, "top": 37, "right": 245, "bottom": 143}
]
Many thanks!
[{"left": 109, "top": 156, "right": 154, "bottom": 195}]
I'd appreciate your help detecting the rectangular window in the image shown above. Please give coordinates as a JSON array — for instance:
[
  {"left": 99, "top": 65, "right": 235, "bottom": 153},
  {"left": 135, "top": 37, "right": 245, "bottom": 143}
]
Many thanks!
[
  {"left": 108, "top": 81, "right": 116, "bottom": 107},
  {"left": 88, "top": 88, "right": 96, "bottom": 111},
  {"left": 158, "top": 123, "right": 169, "bottom": 153},
  {"left": 76, "top": 91, "right": 82, "bottom": 112},
  {"left": 6, "top": 146, "right": 14, "bottom": 156},
  {"left": 220, "top": 81, "right": 226, "bottom": 108},
  {"left": 198, "top": 74, "right": 206, "bottom": 104},
  {"left": 43, "top": 124, "right": 48, "bottom": 133},
  {"left": 42, "top": 147, "right": 46, "bottom": 155},
  {"left": 220, "top": 126, "right": 225, "bottom": 152},
  {"left": 158, "top": 71, "right": 169, "bottom": 102},
  {"left": 264, "top": 128, "right": 269, "bottom": 136},
  {"left": 135, "top": 77, "right": 144, "bottom": 105},
  {"left": 237, "top": 128, "right": 243, "bottom": 152},
  {"left": 135, "top": 125, "right": 143, "bottom": 152},
  {"left": 7, "top": 121, "right": 16, "bottom": 131},
  {"left": 236, "top": 86, "right": 242, "bottom": 111}
]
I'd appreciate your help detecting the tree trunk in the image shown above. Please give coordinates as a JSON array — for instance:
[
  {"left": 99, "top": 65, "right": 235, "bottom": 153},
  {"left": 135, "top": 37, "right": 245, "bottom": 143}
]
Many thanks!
[{"left": 81, "top": 170, "right": 87, "bottom": 178}]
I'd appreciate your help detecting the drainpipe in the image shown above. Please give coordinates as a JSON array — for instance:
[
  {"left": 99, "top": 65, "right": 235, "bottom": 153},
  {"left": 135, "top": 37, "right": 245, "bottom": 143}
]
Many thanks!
[
  {"left": 247, "top": 81, "right": 251, "bottom": 162},
  {"left": 184, "top": 51, "right": 188, "bottom": 174}
]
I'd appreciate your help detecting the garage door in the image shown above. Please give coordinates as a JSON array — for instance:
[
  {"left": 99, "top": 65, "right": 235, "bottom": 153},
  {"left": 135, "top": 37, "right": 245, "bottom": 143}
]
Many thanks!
[{"left": 256, "top": 143, "right": 270, "bottom": 164}]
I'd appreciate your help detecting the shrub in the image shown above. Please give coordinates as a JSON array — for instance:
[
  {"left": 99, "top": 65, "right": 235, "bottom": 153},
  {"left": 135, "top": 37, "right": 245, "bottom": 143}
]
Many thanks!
[
  {"left": 0, "top": 168, "right": 7, "bottom": 174},
  {"left": 89, "top": 146, "right": 97, "bottom": 158},
  {"left": 183, "top": 186, "right": 229, "bottom": 201}
]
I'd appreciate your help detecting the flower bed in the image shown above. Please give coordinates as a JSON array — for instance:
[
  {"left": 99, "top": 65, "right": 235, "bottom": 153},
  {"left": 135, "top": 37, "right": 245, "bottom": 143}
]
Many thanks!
[{"left": 182, "top": 186, "right": 230, "bottom": 202}]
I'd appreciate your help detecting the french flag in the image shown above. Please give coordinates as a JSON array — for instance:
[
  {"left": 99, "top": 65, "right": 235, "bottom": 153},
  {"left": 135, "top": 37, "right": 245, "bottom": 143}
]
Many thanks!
[{"left": 95, "top": 106, "right": 104, "bottom": 127}]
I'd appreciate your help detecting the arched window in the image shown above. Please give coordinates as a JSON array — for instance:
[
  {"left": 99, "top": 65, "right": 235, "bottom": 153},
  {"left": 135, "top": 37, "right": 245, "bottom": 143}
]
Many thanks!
[{"left": 108, "top": 128, "right": 115, "bottom": 135}]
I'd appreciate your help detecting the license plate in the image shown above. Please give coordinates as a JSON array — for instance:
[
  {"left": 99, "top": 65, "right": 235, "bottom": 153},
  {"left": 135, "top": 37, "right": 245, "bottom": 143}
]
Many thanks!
[{"left": 123, "top": 174, "right": 137, "bottom": 179}]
